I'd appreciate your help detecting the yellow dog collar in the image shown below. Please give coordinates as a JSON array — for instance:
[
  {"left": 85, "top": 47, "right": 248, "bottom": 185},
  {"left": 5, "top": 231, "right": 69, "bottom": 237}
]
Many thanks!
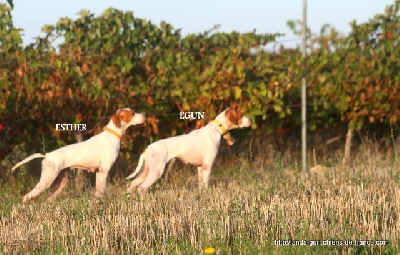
[
  {"left": 104, "top": 127, "right": 122, "bottom": 140},
  {"left": 212, "top": 119, "right": 227, "bottom": 134}
]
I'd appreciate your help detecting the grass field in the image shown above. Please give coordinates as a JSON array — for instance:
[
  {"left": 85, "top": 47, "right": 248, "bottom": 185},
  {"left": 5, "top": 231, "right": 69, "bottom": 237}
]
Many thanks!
[{"left": 0, "top": 142, "right": 399, "bottom": 254}]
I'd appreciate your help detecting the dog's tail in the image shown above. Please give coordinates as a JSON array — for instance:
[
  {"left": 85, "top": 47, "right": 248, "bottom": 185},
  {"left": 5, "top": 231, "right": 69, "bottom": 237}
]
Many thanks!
[
  {"left": 11, "top": 153, "right": 45, "bottom": 172},
  {"left": 126, "top": 152, "right": 145, "bottom": 180}
]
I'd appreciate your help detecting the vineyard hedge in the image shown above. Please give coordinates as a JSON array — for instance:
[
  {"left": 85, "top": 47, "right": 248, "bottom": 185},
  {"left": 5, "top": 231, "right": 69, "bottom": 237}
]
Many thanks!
[{"left": 1, "top": 0, "right": 399, "bottom": 162}]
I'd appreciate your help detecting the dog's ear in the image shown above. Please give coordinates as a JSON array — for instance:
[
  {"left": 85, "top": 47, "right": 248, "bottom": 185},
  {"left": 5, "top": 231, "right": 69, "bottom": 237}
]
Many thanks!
[
  {"left": 111, "top": 110, "right": 122, "bottom": 128},
  {"left": 230, "top": 102, "right": 239, "bottom": 110},
  {"left": 119, "top": 109, "right": 135, "bottom": 123},
  {"left": 222, "top": 132, "right": 236, "bottom": 146},
  {"left": 225, "top": 108, "right": 242, "bottom": 126}
]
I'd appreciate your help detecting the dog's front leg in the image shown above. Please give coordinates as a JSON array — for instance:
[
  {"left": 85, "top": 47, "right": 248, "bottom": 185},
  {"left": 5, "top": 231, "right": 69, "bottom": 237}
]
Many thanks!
[
  {"left": 95, "top": 167, "right": 110, "bottom": 198},
  {"left": 198, "top": 164, "right": 214, "bottom": 190},
  {"left": 199, "top": 154, "right": 217, "bottom": 189},
  {"left": 197, "top": 166, "right": 203, "bottom": 190}
]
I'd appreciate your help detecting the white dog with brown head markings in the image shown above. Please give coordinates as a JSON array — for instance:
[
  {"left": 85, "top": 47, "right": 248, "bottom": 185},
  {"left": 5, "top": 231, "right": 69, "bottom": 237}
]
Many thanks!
[
  {"left": 12, "top": 108, "right": 145, "bottom": 202},
  {"left": 126, "top": 107, "right": 251, "bottom": 193}
]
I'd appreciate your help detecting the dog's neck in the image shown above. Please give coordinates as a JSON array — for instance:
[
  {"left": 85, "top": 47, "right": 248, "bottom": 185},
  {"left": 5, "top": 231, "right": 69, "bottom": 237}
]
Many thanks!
[
  {"left": 104, "top": 120, "right": 125, "bottom": 140},
  {"left": 208, "top": 118, "right": 228, "bottom": 135}
]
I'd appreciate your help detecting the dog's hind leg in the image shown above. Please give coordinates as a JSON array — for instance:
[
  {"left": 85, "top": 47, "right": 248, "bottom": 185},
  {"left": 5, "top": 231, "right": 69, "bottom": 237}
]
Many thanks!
[
  {"left": 47, "top": 169, "right": 68, "bottom": 202},
  {"left": 137, "top": 167, "right": 163, "bottom": 192},
  {"left": 23, "top": 160, "right": 61, "bottom": 202},
  {"left": 126, "top": 161, "right": 149, "bottom": 193},
  {"left": 163, "top": 158, "right": 176, "bottom": 183},
  {"left": 137, "top": 156, "right": 166, "bottom": 192}
]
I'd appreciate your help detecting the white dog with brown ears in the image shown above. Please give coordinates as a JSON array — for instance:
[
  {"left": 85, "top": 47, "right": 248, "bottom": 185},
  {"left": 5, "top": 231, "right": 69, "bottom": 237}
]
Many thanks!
[
  {"left": 12, "top": 108, "right": 145, "bottom": 202},
  {"left": 126, "top": 107, "right": 251, "bottom": 193}
]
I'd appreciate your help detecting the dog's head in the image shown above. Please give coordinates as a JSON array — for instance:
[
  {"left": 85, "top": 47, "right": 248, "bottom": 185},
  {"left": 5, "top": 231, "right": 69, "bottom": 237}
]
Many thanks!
[
  {"left": 111, "top": 108, "right": 146, "bottom": 132},
  {"left": 212, "top": 107, "right": 251, "bottom": 146},
  {"left": 221, "top": 107, "right": 251, "bottom": 130}
]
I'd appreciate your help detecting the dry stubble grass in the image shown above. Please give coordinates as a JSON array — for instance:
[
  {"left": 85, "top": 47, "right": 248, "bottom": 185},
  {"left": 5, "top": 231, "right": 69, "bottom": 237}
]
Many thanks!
[{"left": 0, "top": 151, "right": 400, "bottom": 254}]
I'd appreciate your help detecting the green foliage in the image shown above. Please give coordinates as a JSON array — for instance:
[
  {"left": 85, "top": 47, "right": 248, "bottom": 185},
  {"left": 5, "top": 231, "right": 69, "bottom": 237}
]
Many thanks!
[
  {"left": 1, "top": 1, "right": 400, "bottom": 161},
  {"left": 308, "top": 0, "right": 400, "bottom": 130}
]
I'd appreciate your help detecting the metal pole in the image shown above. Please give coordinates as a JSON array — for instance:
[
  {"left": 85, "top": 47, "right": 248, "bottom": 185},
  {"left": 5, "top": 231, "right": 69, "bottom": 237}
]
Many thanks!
[{"left": 301, "top": 0, "right": 308, "bottom": 174}]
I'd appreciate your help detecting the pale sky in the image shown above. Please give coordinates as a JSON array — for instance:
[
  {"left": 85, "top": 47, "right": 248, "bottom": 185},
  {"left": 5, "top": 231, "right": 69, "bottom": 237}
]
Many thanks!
[{"left": 8, "top": 0, "right": 396, "bottom": 48}]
